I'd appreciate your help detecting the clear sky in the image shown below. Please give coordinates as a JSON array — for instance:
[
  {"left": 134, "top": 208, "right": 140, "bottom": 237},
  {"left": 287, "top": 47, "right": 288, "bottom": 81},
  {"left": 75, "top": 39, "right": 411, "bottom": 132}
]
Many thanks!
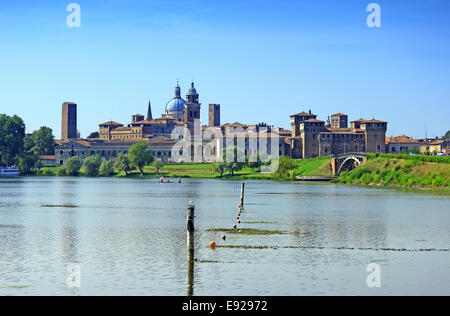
[{"left": 0, "top": 0, "right": 449, "bottom": 139}]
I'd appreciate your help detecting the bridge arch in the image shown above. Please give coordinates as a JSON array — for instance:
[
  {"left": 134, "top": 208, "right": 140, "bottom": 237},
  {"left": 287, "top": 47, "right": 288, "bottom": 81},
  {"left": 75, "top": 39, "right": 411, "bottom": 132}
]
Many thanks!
[{"left": 332, "top": 152, "right": 367, "bottom": 175}]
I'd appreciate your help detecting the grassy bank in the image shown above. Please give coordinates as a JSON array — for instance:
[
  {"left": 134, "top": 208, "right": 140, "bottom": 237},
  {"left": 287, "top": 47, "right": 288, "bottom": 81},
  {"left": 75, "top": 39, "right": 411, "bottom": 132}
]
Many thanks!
[
  {"left": 35, "top": 158, "right": 334, "bottom": 181},
  {"left": 36, "top": 163, "right": 273, "bottom": 180},
  {"left": 296, "top": 156, "right": 333, "bottom": 176},
  {"left": 332, "top": 155, "right": 450, "bottom": 189}
]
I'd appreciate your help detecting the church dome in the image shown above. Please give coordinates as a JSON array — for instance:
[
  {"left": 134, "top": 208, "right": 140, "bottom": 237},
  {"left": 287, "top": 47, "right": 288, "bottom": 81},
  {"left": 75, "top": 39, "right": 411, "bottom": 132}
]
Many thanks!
[
  {"left": 166, "top": 82, "right": 186, "bottom": 112},
  {"left": 166, "top": 97, "right": 186, "bottom": 112}
]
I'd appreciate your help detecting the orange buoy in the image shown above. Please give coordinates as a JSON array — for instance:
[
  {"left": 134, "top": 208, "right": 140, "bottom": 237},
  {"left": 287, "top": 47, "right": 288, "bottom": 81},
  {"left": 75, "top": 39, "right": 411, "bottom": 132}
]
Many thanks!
[{"left": 210, "top": 241, "right": 216, "bottom": 248}]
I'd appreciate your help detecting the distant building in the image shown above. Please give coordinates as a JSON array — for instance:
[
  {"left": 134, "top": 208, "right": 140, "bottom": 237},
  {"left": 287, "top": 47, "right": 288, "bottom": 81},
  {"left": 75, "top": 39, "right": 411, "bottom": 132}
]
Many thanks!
[
  {"left": 203, "top": 122, "right": 289, "bottom": 162},
  {"left": 289, "top": 110, "right": 388, "bottom": 158},
  {"left": 61, "top": 102, "right": 77, "bottom": 140},
  {"left": 209, "top": 104, "right": 221, "bottom": 127},
  {"left": 386, "top": 136, "right": 421, "bottom": 153},
  {"left": 39, "top": 155, "right": 57, "bottom": 167},
  {"left": 98, "top": 81, "right": 200, "bottom": 142},
  {"left": 419, "top": 139, "right": 448, "bottom": 155},
  {"left": 55, "top": 137, "right": 177, "bottom": 166}
]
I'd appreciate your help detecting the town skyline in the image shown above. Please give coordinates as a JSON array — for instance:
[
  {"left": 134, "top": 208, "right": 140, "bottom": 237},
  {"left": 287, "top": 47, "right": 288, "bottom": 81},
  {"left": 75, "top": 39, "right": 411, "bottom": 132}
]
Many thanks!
[{"left": 0, "top": 0, "right": 449, "bottom": 139}]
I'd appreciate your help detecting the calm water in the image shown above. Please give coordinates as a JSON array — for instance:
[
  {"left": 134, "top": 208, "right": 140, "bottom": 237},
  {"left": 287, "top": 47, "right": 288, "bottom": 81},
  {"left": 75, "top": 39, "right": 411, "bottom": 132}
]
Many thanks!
[{"left": 0, "top": 177, "right": 449, "bottom": 296}]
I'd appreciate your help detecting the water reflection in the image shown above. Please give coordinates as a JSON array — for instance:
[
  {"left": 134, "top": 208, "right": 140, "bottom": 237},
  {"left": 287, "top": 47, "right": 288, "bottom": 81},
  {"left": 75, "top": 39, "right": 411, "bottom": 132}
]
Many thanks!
[{"left": 0, "top": 178, "right": 449, "bottom": 295}]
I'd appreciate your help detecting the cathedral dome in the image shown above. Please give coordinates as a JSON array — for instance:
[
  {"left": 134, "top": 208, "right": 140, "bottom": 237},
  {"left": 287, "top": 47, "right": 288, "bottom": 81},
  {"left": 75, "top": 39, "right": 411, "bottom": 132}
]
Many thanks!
[
  {"left": 166, "top": 97, "right": 186, "bottom": 112},
  {"left": 166, "top": 83, "right": 186, "bottom": 112}
]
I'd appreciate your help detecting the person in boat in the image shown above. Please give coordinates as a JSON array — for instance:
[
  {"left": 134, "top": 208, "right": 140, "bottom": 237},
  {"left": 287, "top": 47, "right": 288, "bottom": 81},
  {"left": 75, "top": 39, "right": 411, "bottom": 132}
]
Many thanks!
[{"left": 159, "top": 177, "right": 173, "bottom": 183}]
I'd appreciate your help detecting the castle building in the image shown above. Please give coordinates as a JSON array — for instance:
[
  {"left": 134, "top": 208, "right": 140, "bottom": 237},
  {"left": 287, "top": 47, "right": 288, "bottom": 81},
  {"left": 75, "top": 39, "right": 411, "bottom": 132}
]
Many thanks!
[{"left": 289, "top": 110, "right": 388, "bottom": 159}]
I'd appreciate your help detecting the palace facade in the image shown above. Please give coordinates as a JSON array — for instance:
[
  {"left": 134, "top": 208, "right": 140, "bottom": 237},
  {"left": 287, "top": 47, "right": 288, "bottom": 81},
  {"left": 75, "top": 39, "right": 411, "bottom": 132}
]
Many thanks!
[{"left": 289, "top": 111, "right": 388, "bottom": 159}]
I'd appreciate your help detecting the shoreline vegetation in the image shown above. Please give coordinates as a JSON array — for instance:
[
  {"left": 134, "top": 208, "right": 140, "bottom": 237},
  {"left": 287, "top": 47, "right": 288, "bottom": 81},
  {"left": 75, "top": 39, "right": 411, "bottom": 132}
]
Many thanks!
[
  {"left": 32, "top": 151, "right": 450, "bottom": 195},
  {"left": 331, "top": 154, "right": 450, "bottom": 191}
]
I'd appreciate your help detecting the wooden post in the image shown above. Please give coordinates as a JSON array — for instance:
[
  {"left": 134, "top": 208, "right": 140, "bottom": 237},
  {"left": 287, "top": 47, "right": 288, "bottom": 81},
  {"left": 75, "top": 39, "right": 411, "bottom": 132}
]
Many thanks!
[
  {"left": 240, "top": 182, "right": 245, "bottom": 208},
  {"left": 179, "top": 174, "right": 181, "bottom": 183},
  {"left": 187, "top": 203, "right": 195, "bottom": 259},
  {"left": 186, "top": 202, "right": 195, "bottom": 296}
]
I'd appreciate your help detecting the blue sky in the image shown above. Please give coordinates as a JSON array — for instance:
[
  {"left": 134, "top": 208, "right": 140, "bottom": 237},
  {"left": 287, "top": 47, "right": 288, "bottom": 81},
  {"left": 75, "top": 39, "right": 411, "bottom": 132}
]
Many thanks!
[{"left": 0, "top": 0, "right": 449, "bottom": 139}]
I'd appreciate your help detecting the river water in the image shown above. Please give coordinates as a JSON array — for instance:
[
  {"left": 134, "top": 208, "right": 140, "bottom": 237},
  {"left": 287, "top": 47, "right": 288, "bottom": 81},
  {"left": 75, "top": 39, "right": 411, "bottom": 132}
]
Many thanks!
[{"left": 0, "top": 177, "right": 449, "bottom": 296}]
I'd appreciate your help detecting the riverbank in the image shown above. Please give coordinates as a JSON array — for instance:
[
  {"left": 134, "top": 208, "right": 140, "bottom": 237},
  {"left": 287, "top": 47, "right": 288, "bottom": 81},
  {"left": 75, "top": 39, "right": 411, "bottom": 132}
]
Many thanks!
[
  {"left": 32, "top": 155, "right": 450, "bottom": 195},
  {"left": 35, "top": 157, "right": 334, "bottom": 181},
  {"left": 331, "top": 154, "right": 450, "bottom": 190},
  {"left": 36, "top": 163, "right": 274, "bottom": 180}
]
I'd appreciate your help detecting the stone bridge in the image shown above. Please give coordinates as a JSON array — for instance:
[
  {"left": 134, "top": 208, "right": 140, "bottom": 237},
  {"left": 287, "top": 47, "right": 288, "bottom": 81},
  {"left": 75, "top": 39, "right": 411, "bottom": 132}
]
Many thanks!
[{"left": 331, "top": 152, "right": 367, "bottom": 175}]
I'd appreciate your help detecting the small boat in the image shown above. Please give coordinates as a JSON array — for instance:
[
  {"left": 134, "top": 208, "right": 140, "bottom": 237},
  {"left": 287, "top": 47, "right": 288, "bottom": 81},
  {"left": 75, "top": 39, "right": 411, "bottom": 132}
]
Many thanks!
[
  {"left": 159, "top": 177, "right": 173, "bottom": 183},
  {"left": 0, "top": 166, "right": 20, "bottom": 177}
]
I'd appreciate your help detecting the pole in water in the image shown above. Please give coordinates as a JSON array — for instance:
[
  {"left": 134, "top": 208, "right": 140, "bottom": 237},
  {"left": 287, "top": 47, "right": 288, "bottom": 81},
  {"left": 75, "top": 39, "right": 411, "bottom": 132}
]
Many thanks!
[
  {"left": 186, "top": 201, "right": 195, "bottom": 296},
  {"left": 240, "top": 182, "right": 245, "bottom": 208},
  {"left": 187, "top": 202, "right": 195, "bottom": 260},
  {"left": 179, "top": 174, "right": 181, "bottom": 183}
]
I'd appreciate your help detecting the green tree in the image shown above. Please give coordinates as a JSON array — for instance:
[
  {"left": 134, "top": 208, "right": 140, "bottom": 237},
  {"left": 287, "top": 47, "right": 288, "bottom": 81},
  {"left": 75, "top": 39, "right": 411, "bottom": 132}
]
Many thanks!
[
  {"left": 87, "top": 131, "right": 99, "bottom": 139},
  {"left": 0, "top": 114, "right": 26, "bottom": 166},
  {"left": 65, "top": 156, "right": 82, "bottom": 176},
  {"left": 153, "top": 159, "right": 164, "bottom": 174},
  {"left": 114, "top": 153, "right": 131, "bottom": 176},
  {"left": 56, "top": 166, "right": 67, "bottom": 176},
  {"left": 99, "top": 160, "right": 114, "bottom": 177},
  {"left": 248, "top": 153, "right": 262, "bottom": 169},
  {"left": 30, "top": 126, "right": 55, "bottom": 155},
  {"left": 222, "top": 147, "right": 246, "bottom": 176},
  {"left": 83, "top": 154, "right": 101, "bottom": 177},
  {"left": 212, "top": 161, "right": 227, "bottom": 178},
  {"left": 273, "top": 156, "right": 298, "bottom": 178},
  {"left": 17, "top": 153, "right": 38, "bottom": 175},
  {"left": 445, "top": 130, "right": 450, "bottom": 139},
  {"left": 23, "top": 133, "right": 35, "bottom": 153},
  {"left": 128, "top": 141, "right": 154, "bottom": 176}
]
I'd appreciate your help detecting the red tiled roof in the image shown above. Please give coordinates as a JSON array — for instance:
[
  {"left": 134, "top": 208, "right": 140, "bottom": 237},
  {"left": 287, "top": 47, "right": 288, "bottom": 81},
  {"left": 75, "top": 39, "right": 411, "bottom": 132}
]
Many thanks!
[
  {"left": 301, "top": 119, "right": 325, "bottom": 123},
  {"left": 99, "top": 121, "right": 123, "bottom": 126},
  {"left": 386, "top": 136, "right": 421, "bottom": 144},
  {"left": 331, "top": 113, "right": 347, "bottom": 116},
  {"left": 290, "top": 111, "right": 317, "bottom": 117}
]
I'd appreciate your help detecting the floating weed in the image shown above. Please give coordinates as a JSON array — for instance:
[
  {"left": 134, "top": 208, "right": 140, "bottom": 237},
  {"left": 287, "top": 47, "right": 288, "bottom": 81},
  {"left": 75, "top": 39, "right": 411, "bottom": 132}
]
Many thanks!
[
  {"left": 42, "top": 204, "right": 78, "bottom": 208},
  {"left": 212, "top": 245, "right": 449, "bottom": 252},
  {"left": 194, "top": 259, "right": 220, "bottom": 263},
  {"left": 207, "top": 228, "right": 285, "bottom": 235},
  {"left": 8, "top": 285, "right": 30, "bottom": 289},
  {"left": 215, "top": 245, "right": 278, "bottom": 249},
  {"left": 241, "top": 221, "right": 277, "bottom": 224}
]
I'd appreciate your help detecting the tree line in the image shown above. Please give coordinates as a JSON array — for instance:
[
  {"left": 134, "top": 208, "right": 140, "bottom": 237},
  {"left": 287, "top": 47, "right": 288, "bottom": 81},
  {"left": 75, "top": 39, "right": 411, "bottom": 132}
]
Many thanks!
[
  {"left": 48, "top": 141, "right": 164, "bottom": 177},
  {"left": 0, "top": 114, "right": 55, "bottom": 174}
]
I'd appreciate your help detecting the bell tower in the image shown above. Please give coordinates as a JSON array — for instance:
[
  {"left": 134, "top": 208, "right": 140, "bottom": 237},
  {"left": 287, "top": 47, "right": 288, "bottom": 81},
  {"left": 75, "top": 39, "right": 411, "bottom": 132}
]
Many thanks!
[{"left": 184, "top": 81, "right": 201, "bottom": 124}]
